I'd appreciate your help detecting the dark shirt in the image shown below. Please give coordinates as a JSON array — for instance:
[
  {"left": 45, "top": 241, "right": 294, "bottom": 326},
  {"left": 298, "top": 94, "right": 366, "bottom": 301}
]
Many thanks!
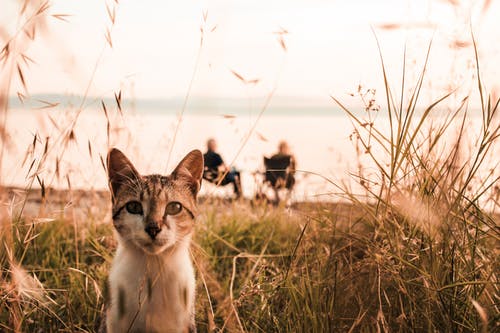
[
  {"left": 204, "top": 150, "right": 224, "bottom": 171},
  {"left": 270, "top": 153, "right": 296, "bottom": 174}
]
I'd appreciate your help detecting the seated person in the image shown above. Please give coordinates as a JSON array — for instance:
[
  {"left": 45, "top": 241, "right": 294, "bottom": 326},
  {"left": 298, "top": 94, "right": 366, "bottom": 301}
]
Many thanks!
[
  {"left": 265, "top": 140, "right": 296, "bottom": 190},
  {"left": 203, "top": 138, "right": 242, "bottom": 198}
]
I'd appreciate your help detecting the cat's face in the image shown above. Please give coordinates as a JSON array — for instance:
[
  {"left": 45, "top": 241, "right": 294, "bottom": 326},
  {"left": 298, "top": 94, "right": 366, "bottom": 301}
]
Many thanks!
[{"left": 107, "top": 149, "right": 203, "bottom": 255}]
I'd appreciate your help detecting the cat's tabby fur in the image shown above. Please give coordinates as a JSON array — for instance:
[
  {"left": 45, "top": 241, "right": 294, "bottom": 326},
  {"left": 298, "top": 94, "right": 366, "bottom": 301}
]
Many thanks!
[{"left": 102, "top": 148, "right": 203, "bottom": 333}]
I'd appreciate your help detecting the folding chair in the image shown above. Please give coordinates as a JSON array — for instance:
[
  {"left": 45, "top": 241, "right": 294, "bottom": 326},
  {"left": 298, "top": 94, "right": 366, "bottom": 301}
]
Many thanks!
[
  {"left": 202, "top": 167, "right": 242, "bottom": 199},
  {"left": 261, "top": 155, "right": 295, "bottom": 205}
]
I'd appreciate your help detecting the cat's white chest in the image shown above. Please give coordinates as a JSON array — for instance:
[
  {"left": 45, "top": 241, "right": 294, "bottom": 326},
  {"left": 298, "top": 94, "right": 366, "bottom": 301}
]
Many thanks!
[{"left": 107, "top": 245, "right": 195, "bottom": 333}]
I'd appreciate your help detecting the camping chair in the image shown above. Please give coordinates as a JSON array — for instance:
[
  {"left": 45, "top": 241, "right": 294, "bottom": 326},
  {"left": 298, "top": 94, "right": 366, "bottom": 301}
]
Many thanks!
[
  {"left": 203, "top": 167, "right": 220, "bottom": 184},
  {"left": 203, "top": 167, "right": 242, "bottom": 199},
  {"left": 260, "top": 155, "right": 295, "bottom": 204}
]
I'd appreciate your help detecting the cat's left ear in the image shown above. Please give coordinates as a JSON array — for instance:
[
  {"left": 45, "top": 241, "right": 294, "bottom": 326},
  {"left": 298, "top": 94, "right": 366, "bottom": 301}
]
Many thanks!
[
  {"left": 107, "top": 148, "right": 141, "bottom": 200},
  {"left": 172, "top": 149, "right": 204, "bottom": 189}
]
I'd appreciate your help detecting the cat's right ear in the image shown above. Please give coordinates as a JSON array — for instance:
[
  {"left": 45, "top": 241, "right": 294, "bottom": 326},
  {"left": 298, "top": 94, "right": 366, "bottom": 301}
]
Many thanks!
[
  {"left": 107, "top": 148, "right": 140, "bottom": 200},
  {"left": 172, "top": 149, "right": 204, "bottom": 193}
]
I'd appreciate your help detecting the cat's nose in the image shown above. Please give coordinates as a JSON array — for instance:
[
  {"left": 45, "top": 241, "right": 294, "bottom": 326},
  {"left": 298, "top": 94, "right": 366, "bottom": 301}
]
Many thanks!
[{"left": 145, "top": 224, "right": 161, "bottom": 239}]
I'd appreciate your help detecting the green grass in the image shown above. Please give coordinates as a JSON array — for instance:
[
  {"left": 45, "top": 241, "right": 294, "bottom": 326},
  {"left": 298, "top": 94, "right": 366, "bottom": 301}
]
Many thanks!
[{"left": 0, "top": 197, "right": 498, "bottom": 332}]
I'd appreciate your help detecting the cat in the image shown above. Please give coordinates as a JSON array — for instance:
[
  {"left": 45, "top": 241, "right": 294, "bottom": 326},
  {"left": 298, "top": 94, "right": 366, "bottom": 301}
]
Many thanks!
[{"left": 102, "top": 148, "right": 203, "bottom": 333}]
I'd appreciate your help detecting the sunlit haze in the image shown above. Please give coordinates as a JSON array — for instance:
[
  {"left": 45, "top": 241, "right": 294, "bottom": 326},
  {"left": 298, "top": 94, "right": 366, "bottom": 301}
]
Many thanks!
[
  {"left": 2, "top": 0, "right": 499, "bottom": 103},
  {"left": 1, "top": 2, "right": 499, "bottom": 330},
  {"left": 1, "top": 0, "right": 500, "bottom": 196}
]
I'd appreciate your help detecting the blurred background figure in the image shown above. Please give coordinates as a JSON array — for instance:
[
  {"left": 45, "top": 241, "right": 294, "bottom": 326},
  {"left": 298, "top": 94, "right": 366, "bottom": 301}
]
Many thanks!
[
  {"left": 261, "top": 140, "right": 296, "bottom": 205},
  {"left": 203, "top": 138, "right": 242, "bottom": 198},
  {"left": 272, "top": 140, "right": 296, "bottom": 186}
]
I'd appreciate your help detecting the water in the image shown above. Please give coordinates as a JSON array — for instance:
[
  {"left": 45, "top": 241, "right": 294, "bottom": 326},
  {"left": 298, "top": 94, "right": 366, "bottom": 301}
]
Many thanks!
[
  {"left": 2, "top": 103, "right": 497, "bottom": 203},
  {"left": 2, "top": 105, "right": 362, "bottom": 201}
]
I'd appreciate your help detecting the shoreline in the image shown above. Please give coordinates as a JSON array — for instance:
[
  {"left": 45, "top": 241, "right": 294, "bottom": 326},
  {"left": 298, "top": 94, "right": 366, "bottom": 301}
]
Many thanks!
[{"left": 0, "top": 185, "right": 353, "bottom": 223}]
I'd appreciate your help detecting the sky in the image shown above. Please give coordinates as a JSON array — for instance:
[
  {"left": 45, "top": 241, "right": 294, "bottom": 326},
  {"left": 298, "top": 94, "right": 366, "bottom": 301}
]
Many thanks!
[
  {"left": 1, "top": 0, "right": 500, "bottom": 192},
  {"left": 1, "top": 0, "right": 499, "bottom": 105}
]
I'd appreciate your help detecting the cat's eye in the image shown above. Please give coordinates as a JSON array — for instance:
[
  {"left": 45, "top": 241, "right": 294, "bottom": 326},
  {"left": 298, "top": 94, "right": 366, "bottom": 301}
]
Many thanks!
[
  {"left": 165, "top": 201, "right": 182, "bottom": 215},
  {"left": 125, "top": 201, "right": 143, "bottom": 215}
]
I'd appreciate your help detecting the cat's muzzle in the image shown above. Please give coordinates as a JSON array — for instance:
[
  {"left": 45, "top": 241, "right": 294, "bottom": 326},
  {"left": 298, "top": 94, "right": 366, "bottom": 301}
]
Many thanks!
[{"left": 145, "top": 224, "right": 161, "bottom": 239}]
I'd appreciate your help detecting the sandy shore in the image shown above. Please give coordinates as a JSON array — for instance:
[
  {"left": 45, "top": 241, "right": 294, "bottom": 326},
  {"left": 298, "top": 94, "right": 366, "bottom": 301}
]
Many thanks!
[{"left": 0, "top": 185, "right": 359, "bottom": 235}]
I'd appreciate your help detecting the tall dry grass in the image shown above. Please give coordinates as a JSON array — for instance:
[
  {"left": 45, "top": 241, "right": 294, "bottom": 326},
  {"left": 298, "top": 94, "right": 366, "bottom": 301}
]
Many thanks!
[
  {"left": 331, "top": 33, "right": 499, "bottom": 331},
  {"left": 0, "top": 1, "right": 119, "bottom": 331},
  {"left": 0, "top": 2, "right": 498, "bottom": 333}
]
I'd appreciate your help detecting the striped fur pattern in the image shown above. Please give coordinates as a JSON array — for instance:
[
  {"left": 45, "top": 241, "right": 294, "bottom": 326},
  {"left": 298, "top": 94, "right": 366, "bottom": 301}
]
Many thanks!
[{"left": 104, "top": 148, "right": 203, "bottom": 333}]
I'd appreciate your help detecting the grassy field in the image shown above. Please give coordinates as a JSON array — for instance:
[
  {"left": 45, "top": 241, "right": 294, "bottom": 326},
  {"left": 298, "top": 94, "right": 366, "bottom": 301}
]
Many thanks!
[
  {"left": 1, "top": 3, "right": 499, "bottom": 332},
  {"left": 1, "top": 48, "right": 500, "bottom": 332},
  {"left": 1, "top": 50, "right": 499, "bottom": 332},
  {"left": 0, "top": 187, "right": 498, "bottom": 332}
]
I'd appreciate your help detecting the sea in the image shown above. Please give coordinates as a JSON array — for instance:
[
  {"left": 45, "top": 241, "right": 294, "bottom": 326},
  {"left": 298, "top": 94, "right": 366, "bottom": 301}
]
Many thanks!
[{"left": 1, "top": 96, "right": 495, "bottom": 203}]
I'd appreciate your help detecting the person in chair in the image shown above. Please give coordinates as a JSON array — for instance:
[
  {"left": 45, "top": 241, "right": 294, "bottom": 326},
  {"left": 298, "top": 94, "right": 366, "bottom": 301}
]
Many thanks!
[
  {"left": 269, "top": 140, "right": 296, "bottom": 190},
  {"left": 260, "top": 140, "right": 296, "bottom": 205},
  {"left": 203, "top": 138, "right": 242, "bottom": 198}
]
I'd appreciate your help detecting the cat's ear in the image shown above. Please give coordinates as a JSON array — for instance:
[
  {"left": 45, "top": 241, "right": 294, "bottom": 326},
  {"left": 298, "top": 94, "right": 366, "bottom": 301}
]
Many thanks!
[
  {"left": 172, "top": 149, "right": 204, "bottom": 189},
  {"left": 107, "top": 148, "right": 141, "bottom": 199}
]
